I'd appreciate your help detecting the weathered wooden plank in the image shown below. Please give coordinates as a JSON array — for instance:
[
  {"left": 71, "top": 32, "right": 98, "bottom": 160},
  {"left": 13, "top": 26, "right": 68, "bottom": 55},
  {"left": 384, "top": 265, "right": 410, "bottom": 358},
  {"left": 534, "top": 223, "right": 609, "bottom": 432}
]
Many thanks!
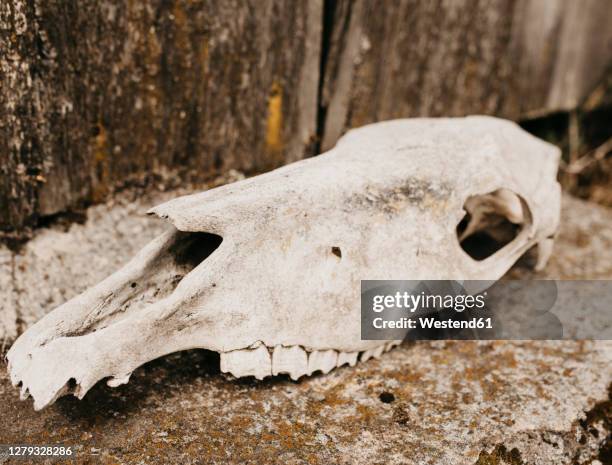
[
  {"left": 2, "top": 0, "right": 611, "bottom": 239},
  {"left": 320, "top": 0, "right": 612, "bottom": 150},
  {"left": 0, "top": 0, "right": 322, "bottom": 237}
]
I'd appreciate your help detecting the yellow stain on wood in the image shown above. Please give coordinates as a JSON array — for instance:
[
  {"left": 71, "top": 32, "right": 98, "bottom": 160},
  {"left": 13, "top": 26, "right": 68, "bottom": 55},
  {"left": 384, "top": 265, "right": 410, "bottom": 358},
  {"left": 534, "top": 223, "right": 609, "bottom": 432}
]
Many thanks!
[
  {"left": 200, "top": 41, "right": 209, "bottom": 68},
  {"left": 91, "top": 122, "right": 110, "bottom": 202},
  {"left": 171, "top": 2, "right": 190, "bottom": 60},
  {"left": 265, "top": 82, "right": 283, "bottom": 155}
]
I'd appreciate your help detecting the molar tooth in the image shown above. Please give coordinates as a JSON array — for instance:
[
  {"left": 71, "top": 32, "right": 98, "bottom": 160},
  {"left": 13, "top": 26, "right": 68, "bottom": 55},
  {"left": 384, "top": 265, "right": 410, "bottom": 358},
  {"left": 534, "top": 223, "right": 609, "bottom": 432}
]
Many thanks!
[
  {"left": 360, "top": 345, "right": 385, "bottom": 362},
  {"left": 336, "top": 351, "right": 359, "bottom": 367},
  {"left": 384, "top": 340, "right": 402, "bottom": 352},
  {"left": 307, "top": 350, "right": 337, "bottom": 375},
  {"left": 107, "top": 372, "right": 132, "bottom": 388},
  {"left": 272, "top": 345, "right": 308, "bottom": 380},
  {"left": 220, "top": 344, "right": 271, "bottom": 380}
]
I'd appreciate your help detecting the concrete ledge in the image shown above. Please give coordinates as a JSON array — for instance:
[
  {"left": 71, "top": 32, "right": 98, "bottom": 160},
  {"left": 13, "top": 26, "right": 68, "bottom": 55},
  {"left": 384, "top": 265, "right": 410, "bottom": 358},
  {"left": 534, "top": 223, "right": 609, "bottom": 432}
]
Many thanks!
[{"left": 0, "top": 192, "right": 610, "bottom": 464}]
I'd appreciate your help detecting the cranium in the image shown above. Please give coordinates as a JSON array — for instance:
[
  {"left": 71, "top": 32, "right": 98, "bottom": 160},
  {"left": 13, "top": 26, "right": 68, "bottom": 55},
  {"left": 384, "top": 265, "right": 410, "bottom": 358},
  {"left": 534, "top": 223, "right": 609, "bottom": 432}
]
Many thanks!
[{"left": 6, "top": 116, "right": 561, "bottom": 409}]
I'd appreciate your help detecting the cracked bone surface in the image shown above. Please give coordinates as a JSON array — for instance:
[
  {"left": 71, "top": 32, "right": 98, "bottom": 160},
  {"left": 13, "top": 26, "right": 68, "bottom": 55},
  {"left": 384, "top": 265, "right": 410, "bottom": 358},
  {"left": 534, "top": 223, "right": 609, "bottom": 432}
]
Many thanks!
[{"left": 6, "top": 116, "right": 561, "bottom": 410}]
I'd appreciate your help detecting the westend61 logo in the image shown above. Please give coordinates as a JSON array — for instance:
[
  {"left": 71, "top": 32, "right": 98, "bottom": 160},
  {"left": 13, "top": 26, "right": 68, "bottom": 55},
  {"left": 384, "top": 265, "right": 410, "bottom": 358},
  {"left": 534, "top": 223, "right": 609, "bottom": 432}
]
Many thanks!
[{"left": 361, "top": 280, "right": 612, "bottom": 341}]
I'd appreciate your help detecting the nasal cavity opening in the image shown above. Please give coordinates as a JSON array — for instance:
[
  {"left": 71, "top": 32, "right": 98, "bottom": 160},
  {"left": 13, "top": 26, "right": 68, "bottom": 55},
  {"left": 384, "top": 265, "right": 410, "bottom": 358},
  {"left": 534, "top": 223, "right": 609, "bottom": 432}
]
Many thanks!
[
  {"left": 456, "top": 189, "right": 527, "bottom": 261},
  {"left": 170, "top": 231, "right": 224, "bottom": 270}
]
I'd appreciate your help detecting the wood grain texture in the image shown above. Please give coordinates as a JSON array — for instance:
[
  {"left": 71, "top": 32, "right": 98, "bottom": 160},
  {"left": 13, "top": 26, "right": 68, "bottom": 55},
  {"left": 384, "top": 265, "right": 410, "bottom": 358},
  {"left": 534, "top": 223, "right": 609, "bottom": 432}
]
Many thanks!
[
  {"left": 0, "top": 0, "right": 322, "bottom": 236},
  {"left": 320, "top": 0, "right": 612, "bottom": 150},
  {"left": 2, "top": 0, "right": 611, "bottom": 237}
]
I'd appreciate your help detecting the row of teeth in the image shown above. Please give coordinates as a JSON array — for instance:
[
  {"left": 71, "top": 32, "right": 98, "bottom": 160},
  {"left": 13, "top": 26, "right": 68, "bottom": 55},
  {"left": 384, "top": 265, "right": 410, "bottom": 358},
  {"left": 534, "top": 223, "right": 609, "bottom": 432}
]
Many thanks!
[{"left": 220, "top": 341, "right": 402, "bottom": 380}]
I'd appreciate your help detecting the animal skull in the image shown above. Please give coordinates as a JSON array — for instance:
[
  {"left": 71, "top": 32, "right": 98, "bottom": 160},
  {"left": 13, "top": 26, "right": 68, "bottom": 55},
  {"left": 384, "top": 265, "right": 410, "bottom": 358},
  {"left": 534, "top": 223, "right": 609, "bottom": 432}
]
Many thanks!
[{"left": 6, "top": 116, "right": 561, "bottom": 409}]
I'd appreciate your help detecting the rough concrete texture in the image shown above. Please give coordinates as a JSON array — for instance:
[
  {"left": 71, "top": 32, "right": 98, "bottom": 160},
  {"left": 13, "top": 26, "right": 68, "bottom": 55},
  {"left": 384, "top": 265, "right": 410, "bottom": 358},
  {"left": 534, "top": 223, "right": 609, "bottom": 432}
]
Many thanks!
[{"left": 0, "top": 190, "right": 611, "bottom": 464}]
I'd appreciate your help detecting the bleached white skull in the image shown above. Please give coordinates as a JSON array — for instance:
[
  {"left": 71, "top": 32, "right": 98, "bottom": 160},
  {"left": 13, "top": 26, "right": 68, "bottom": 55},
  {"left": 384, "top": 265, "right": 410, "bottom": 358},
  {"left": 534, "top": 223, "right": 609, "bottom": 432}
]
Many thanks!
[{"left": 7, "top": 116, "right": 561, "bottom": 409}]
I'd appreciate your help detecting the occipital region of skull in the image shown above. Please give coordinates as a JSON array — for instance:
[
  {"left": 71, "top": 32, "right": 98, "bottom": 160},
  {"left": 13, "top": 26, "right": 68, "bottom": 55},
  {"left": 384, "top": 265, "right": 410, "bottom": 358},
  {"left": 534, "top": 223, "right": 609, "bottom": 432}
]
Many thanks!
[{"left": 6, "top": 116, "right": 561, "bottom": 410}]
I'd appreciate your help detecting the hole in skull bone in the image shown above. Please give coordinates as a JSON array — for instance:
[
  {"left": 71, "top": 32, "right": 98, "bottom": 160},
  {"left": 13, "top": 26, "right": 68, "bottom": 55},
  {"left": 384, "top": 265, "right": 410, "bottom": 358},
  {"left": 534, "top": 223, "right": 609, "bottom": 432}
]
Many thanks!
[
  {"left": 456, "top": 189, "right": 526, "bottom": 261},
  {"left": 134, "top": 230, "right": 223, "bottom": 305},
  {"left": 67, "top": 230, "right": 223, "bottom": 338},
  {"left": 331, "top": 246, "right": 342, "bottom": 258},
  {"left": 169, "top": 231, "right": 223, "bottom": 269}
]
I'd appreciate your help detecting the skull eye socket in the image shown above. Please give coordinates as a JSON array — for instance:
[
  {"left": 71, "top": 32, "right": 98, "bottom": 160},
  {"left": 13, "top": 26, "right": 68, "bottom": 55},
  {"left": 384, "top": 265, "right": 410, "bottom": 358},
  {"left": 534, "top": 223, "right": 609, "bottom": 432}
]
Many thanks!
[{"left": 456, "top": 189, "right": 526, "bottom": 261}]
